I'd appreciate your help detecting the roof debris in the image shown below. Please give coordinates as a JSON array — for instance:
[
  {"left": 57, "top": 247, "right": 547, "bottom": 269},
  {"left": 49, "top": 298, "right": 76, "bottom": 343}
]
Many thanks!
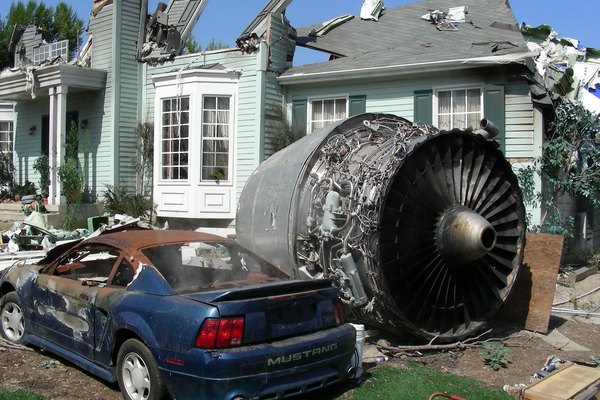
[
  {"left": 421, "top": 6, "right": 467, "bottom": 31},
  {"left": 360, "top": 0, "right": 385, "bottom": 21},
  {"left": 523, "top": 24, "right": 600, "bottom": 114},
  {"left": 309, "top": 14, "right": 355, "bottom": 37}
]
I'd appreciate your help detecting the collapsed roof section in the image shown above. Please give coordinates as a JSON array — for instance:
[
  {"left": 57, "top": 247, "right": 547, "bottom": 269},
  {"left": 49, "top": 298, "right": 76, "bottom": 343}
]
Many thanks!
[
  {"left": 139, "top": 0, "right": 209, "bottom": 64},
  {"left": 522, "top": 24, "right": 600, "bottom": 114},
  {"left": 236, "top": 0, "right": 295, "bottom": 54},
  {"left": 281, "top": 0, "right": 533, "bottom": 83}
]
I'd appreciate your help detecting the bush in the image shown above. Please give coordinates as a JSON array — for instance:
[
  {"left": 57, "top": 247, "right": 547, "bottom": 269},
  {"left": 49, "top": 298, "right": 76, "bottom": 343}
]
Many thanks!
[{"left": 102, "top": 185, "right": 154, "bottom": 221}]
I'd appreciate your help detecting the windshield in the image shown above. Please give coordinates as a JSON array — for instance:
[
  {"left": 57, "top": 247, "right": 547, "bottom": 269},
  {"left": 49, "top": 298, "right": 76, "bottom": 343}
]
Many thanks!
[{"left": 142, "top": 240, "right": 289, "bottom": 292}]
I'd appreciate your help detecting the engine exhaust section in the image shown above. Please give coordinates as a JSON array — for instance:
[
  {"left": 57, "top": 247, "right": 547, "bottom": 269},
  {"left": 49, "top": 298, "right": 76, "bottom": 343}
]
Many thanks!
[{"left": 237, "top": 114, "right": 525, "bottom": 341}]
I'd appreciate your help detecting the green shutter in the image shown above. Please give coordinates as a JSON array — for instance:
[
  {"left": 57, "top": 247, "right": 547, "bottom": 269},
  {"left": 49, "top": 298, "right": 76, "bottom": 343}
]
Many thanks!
[
  {"left": 292, "top": 99, "right": 307, "bottom": 133},
  {"left": 292, "top": 99, "right": 306, "bottom": 133},
  {"left": 484, "top": 86, "right": 505, "bottom": 151},
  {"left": 414, "top": 90, "right": 433, "bottom": 124},
  {"left": 349, "top": 95, "right": 366, "bottom": 116}
]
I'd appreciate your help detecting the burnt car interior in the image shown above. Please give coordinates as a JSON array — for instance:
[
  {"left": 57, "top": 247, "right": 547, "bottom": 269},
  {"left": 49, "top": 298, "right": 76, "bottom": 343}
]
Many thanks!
[
  {"left": 142, "top": 241, "right": 287, "bottom": 291},
  {"left": 51, "top": 245, "right": 135, "bottom": 287}
]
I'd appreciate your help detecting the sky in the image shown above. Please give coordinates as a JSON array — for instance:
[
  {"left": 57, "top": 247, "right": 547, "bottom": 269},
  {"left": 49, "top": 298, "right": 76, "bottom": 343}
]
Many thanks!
[{"left": 0, "top": 0, "right": 597, "bottom": 65}]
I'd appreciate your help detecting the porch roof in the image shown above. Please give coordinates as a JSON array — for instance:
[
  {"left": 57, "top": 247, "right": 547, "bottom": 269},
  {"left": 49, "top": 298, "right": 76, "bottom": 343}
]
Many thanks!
[{"left": 0, "top": 64, "right": 107, "bottom": 101}]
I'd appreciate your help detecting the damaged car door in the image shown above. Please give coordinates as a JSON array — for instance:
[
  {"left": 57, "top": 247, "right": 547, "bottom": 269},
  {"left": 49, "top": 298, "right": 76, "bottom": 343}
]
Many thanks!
[{"left": 29, "top": 245, "right": 121, "bottom": 358}]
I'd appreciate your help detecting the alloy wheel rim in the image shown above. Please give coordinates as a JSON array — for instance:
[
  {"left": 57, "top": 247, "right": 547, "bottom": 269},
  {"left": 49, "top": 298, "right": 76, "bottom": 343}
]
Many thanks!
[
  {"left": 1, "top": 302, "right": 24, "bottom": 342},
  {"left": 122, "top": 352, "right": 151, "bottom": 400}
]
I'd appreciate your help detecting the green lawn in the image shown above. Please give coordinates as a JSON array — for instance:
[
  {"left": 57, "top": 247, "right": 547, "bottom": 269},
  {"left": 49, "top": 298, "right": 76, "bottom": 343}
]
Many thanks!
[
  {"left": 0, "top": 389, "right": 44, "bottom": 400},
  {"left": 327, "top": 363, "right": 512, "bottom": 400},
  {"left": 1, "top": 363, "right": 512, "bottom": 400}
]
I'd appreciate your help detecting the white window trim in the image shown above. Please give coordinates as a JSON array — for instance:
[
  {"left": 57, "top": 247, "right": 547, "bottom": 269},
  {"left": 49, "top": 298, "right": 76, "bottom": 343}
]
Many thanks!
[
  {"left": 153, "top": 69, "right": 239, "bottom": 188},
  {"left": 307, "top": 95, "right": 349, "bottom": 134},
  {"left": 432, "top": 84, "right": 484, "bottom": 130}
]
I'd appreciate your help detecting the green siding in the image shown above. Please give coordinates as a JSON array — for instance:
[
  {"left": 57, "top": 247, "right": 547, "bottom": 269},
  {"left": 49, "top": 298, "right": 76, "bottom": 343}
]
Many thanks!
[
  {"left": 285, "top": 69, "right": 535, "bottom": 157},
  {"left": 115, "top": 0, "right": 144, "bottom": 188},
  {"left": 89, "top": 3, "right": 115, "bottom": 190}
]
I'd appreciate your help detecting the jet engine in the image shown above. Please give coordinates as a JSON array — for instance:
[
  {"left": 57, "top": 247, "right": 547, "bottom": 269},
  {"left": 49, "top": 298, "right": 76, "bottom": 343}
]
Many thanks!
[{"left": 236, "top": 113, "right": 525, "bottom": 341}]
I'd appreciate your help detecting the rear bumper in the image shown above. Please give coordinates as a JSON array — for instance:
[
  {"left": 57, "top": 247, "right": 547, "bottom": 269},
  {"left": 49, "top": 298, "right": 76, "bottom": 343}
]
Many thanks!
[{"left": 160, "top": 324, "right": 356, "bottom": 400}]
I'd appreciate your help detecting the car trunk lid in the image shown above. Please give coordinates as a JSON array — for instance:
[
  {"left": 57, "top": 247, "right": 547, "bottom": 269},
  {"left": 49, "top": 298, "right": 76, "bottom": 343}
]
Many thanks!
[{"left": 182, "top": 279, "right": 343, "bottom": 343}]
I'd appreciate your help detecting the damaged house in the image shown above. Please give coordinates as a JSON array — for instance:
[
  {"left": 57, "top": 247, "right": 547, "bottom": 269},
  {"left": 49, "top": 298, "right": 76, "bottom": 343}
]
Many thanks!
[
  {"left": 0, "top": 0, "right": 296, "bottom": 233},
  {"left": 0, "top": 0, "right": 598, "bottom": 249}
]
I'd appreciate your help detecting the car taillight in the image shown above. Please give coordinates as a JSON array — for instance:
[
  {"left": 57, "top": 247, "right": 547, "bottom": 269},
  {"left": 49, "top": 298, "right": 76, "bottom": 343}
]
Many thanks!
[
  {"left": 195, "top": 317, "right": 245, "bottom": 349},
  {"left": 333, "top": 298, "right": 345, "bottom": 325}
]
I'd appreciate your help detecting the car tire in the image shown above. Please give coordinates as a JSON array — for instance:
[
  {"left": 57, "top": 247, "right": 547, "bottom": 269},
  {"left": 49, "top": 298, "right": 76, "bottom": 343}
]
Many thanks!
[
  {"left": 0, "top": 292, "right": 25, "bottom": 345},
  {"left": 117, "top": 338, "right": 169, "bottom": 400}
]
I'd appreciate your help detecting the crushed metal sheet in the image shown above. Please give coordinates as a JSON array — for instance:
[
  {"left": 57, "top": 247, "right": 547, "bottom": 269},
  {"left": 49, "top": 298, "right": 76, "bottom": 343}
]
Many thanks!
[{"left": 309, "top": 14, "right": 355, "bottom": 37}]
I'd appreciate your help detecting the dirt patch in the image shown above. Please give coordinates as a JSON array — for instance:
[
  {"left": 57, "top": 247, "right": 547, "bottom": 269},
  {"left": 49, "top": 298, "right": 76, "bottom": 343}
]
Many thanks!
[{"left": 1, "top": 274, "right": 599, "bottom": 399}]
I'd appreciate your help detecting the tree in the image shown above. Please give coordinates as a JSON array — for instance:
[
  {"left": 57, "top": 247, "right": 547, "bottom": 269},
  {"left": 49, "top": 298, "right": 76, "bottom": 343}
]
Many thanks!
[
  {"left": 0, "top": 1, "right": 84, "bottom": 69},
  {"left": 184, "top": 37, "right": 230, "bottom": 54},
  {"left": 519, "top": 100, "right": 600, "bottom": 237}
]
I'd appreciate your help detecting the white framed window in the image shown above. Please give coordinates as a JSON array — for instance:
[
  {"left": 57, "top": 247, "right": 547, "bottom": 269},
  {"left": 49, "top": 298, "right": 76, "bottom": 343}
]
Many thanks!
[
  {"left": 32, "top": 40, "right": 68, "bottom": 65},
  {"left": 435, "top": 88, "right": 482, "bottom": 131},
  {"left": 0, "top": 121, "right": 13, "bottom": 168},
  {"left": 308, "top": 97, "right": 348, "bottom": 133},
  {"left": 160, "top": 96, "right": 189, "bottom": 180},
  {"left": 201, "top": 95, "right": 232, "bottom": 182}
]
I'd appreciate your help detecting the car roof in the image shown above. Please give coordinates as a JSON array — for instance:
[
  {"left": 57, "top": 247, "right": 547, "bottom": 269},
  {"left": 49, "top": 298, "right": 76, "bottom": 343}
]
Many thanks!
[{"left": 81, "top": 230, "right": 231, "bottom": 251}]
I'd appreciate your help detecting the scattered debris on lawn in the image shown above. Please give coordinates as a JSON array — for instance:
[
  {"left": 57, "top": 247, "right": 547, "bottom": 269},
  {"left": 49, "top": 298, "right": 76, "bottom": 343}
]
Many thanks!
[
  {"left": 0, "top": 214, "right": 157, "bottom": 271},
  {"left": 504, "top": 358, "right": 600, "bottom": 399}
]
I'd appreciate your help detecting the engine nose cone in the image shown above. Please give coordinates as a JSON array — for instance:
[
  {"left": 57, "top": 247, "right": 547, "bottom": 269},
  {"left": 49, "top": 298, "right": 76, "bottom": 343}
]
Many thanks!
[{"left": 436, "top": 205, "right": 497, "bottom": 265}]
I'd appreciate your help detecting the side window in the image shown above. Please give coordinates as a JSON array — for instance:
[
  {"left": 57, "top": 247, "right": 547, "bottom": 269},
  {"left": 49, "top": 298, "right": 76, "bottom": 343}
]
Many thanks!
[
  {"left": 308, "top": 97, "right": 348, "bottom": 133},
  {"left": 111, "top": 259, "right": 136, "bottom": 287},
  {"left": 435, "top": 88, "right": 482, "bottom": 131},
  {"left": 55, "top": 246, "right": 120, "bottom": 285}
]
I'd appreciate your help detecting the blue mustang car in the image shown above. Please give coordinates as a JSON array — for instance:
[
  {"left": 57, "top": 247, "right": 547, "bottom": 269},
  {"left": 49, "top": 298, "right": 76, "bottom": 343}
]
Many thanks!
[{"left": 0, "top": 230, "right": 356, "bottom": 400}]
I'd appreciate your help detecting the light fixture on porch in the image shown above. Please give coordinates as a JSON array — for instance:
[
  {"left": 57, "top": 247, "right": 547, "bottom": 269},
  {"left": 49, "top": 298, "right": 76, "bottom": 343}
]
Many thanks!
[
  {"left": 80, "top": 119, "right": 88, "bottom": 129},
  {"left": 28, "top": 125, "right": 36, "bottom": 135}
]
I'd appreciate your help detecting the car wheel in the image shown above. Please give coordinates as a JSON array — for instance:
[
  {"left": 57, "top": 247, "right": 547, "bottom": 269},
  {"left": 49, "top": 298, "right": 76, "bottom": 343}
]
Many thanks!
[
  {"left": 117, "top": 338, "right": 169, "bottom": 400},
  {"left": 0, "top": 292, "right": 25, "bottom": 344}
]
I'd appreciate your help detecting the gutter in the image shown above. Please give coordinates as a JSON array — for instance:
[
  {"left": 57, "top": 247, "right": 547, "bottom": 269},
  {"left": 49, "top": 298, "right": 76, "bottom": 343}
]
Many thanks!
[{"left": 278, "top": 51, "right": 538, "bottom": 85}]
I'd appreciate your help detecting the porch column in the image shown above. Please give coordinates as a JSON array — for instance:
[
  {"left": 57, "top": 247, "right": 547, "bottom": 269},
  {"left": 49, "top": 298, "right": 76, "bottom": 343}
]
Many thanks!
[{"left": 48, "top": 84, "right": 68, "bottom": 206}]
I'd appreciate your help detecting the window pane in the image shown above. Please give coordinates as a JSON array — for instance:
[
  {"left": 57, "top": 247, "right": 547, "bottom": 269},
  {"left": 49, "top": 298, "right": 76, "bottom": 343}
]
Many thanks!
[
  {"left": 438, "top": 91, "right": 451, "bottom": 114},
  {"left": 467, "top": 89, "right": 481, "bottom": 112},
  {"left": 453, "top": 90, "right": 466, "bottom": 114},
  {"left": 323, "top": 100, "right": 334, "bottom": 120},
  {"left": 439, "top": 115, "right": 451, "bottom": 131},
  {"left": 467, "top": 113, "right": 480, "bottom": 130},
  {"left": 218, "top": 97, "right": 229, "bottom": 109},
  {"left": 204, "top": 96, "right": 216, "bottom": 109}
]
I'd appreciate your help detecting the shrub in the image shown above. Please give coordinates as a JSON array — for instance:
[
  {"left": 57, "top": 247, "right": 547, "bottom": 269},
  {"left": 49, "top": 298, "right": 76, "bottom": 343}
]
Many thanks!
[{"left": 102, "top": 185, "right": 154, "bottom": 221}]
